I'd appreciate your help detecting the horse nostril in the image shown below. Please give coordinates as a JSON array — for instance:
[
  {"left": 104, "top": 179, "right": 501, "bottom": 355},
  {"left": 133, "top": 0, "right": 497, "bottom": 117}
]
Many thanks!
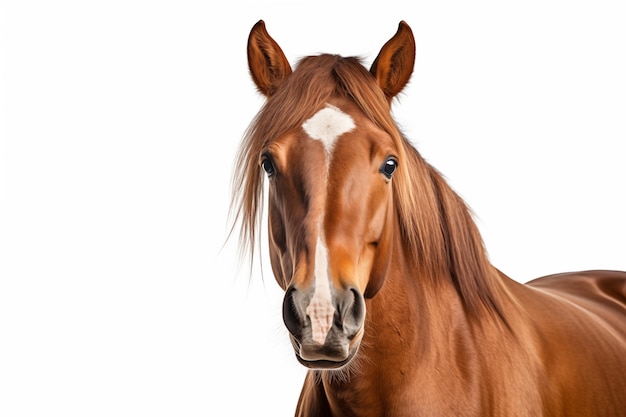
[
  {"left": 283, "top": 286, "right": 302, "bottom": 337},
  {"left": 337, "top": 287, "right": 366, "bottom": 338},
  {"left": 349, "top": 287, "right": 366, "bottom": 325},
  {"left": 349, "top": 287, "right": 366, "bottom": 323}
]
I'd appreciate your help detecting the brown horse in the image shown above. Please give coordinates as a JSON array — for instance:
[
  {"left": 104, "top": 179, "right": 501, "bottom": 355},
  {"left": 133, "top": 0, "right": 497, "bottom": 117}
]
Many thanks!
[{"left": 231, "top": 20, "right": 626, "bottom": 416}]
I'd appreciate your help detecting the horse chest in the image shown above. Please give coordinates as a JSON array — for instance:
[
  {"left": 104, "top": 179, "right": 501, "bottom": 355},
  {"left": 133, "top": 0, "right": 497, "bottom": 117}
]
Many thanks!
[{"left": 321, "top": 371, "right": 436, "bottom": 417}]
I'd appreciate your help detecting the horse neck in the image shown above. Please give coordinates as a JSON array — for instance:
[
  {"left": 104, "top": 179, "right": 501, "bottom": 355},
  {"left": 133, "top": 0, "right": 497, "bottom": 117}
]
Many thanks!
[{"left": 365, "top": 232, "right": 487, "bottom": 371}]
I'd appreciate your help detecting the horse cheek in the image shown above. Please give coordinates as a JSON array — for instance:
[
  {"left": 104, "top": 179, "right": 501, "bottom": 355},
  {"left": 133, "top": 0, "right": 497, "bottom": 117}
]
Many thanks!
[{"left": 364, "top": 223, "right": 393, "bottom": 299}]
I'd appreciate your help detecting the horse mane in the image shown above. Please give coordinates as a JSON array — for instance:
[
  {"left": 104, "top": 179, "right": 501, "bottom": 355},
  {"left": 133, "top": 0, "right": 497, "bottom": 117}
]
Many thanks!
[{"left": 231, "top": 53, "right": 505, "bottom": 320}]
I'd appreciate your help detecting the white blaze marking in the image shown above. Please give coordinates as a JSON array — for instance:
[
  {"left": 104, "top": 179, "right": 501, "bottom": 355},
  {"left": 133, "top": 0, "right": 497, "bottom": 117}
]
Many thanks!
[
  {"left": 305, "top": 237, "right": 335, "bottom": 345},
  {"left": 302, "top": 104, "right": 355, "bottom": 153},
  {"left": 301, "top": 104, "right": 354, "bottom": 345}
]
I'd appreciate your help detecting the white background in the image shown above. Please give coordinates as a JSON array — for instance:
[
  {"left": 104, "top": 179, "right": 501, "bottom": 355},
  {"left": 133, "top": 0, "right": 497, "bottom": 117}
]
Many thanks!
[{"left": 1, "top": 1, "right": 625, "bottom": 416}]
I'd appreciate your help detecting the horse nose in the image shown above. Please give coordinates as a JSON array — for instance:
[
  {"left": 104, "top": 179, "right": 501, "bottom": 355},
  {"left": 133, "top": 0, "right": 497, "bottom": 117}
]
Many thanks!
[
  {"left": 282, "top": 285, "right": 365, "bottom": 338},
  {"left": 282, "top": 284, "right": 366, "bottom": 360}
]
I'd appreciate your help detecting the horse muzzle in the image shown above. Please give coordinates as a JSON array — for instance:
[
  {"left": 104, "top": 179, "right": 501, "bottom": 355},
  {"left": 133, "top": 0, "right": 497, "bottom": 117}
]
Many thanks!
[{"left": 282, "top": 284, "right": 366, "bottom": 369}]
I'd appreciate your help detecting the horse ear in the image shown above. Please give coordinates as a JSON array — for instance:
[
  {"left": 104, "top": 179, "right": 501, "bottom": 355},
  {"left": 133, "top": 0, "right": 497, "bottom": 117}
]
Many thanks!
[
  {"left": 370, "top": 21, "right": 416, "bottom": 101},
  {"left": 247, "top": 20, "right": 292, "bottom": 97}
]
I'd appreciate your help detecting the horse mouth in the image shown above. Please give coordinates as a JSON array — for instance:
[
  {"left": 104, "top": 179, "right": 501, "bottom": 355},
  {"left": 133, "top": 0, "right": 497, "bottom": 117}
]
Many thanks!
[
  {"left": 295, "top": 355, "right": 355, "bottom": 370},
  {"left": 289, "top": 331, "right": 362, "bottom": 370}
]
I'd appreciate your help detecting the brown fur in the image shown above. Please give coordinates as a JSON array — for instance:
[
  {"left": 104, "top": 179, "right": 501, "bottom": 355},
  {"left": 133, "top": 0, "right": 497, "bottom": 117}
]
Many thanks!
[{"left": 230, "top": 20, "right": 626, "bottom": 416}]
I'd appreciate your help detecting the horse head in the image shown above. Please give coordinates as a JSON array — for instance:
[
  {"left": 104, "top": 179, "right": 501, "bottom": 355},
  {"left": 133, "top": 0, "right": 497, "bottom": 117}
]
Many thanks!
[{"left": 245, "top": 20, "right": 415, "bottom": 369}]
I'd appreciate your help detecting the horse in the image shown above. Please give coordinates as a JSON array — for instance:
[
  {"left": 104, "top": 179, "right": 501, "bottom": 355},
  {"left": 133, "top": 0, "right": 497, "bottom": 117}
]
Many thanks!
[{"left": 230, "top": 20, "right": 626, "bottom": 416}]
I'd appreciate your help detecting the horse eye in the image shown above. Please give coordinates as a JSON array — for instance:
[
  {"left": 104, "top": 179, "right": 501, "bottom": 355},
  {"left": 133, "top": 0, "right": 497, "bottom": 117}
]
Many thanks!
[
  {"left": 261, "top": 157, "right": 276, "bottom": 177},
  {"left": 380, "top": 158, "right": 398, "bottom": 179}
]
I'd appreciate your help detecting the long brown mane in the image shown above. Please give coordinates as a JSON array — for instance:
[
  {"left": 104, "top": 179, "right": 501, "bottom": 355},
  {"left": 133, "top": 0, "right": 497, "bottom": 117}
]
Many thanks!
[{"left": 231, "top": 53, "right": 504, "bottom": 319}]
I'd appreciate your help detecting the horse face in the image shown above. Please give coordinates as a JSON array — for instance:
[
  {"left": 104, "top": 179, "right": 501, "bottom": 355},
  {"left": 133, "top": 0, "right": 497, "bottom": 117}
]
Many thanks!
[
  {"left": 262, "top": 99, "right": 397, "bottom": 368},
  {"left": 247, "top": 20, "right": 415, "bottom": 369}
]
